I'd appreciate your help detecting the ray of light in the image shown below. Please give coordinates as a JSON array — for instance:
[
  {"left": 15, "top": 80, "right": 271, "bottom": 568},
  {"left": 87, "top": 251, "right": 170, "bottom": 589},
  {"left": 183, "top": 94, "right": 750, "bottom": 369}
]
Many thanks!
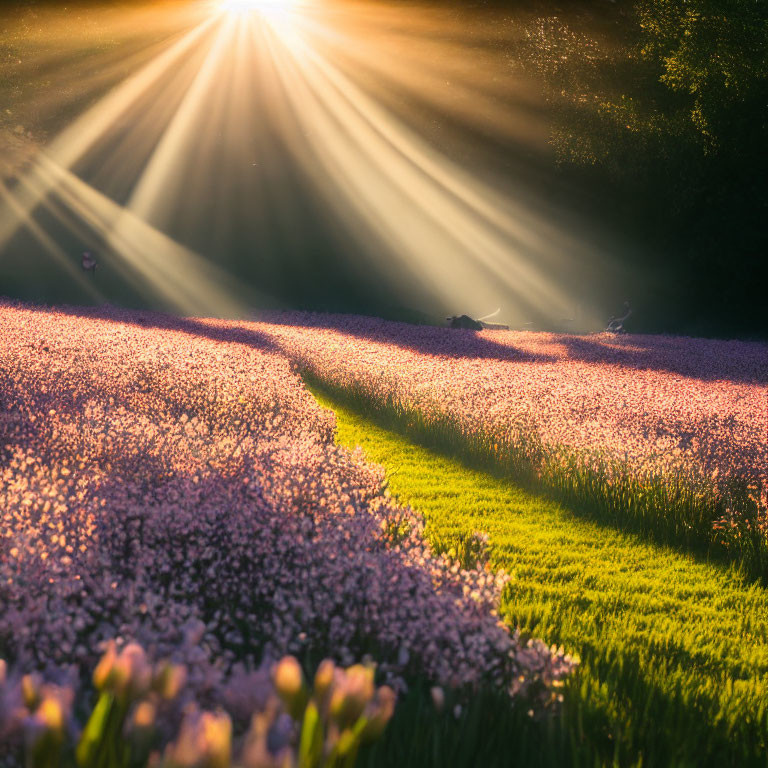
[
  {"left": 0, "top": 15, "right": 216, "bottom": 251},
  {"left": 0, "top": 181, "right": 105, "bottom": 303},
  {"left": 293, "top": 5, "right": 551, "bottom": 154},
  {"left": 255, "top": 11, "right": 598, "bottom": 324},
  {"left": 0, "top": 0, "right": 610, "bottom": 326},
  {"left": 26, "top": 153, "right": 252, "bottom": 317},
  {"left": 128, "top": 15, "right": 242, "bottom": 224},
  {"left": 214, "top": 0, "right": 305, "bottom": 24}
]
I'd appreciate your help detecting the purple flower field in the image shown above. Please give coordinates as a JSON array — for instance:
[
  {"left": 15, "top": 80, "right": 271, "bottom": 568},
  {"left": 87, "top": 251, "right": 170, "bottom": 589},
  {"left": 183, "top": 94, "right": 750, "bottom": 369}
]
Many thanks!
[
  {"left": 0, "top": 301, "right": 573, "bottom": 758},
  {"left": 253, "top": 312, "right": 767, "bottom": 540}
]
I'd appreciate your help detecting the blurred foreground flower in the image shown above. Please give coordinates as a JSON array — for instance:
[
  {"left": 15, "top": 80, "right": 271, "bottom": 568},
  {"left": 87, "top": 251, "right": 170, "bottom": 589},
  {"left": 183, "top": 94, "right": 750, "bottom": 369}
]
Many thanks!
[
  {"left": 1, "top": 642, "right": 396, "bottom": 768},
  {"left": 281, "top": 657, "right": 396, "bottom": 768},
  {"left": 24, "top": 687, "right": 72, "bottom": 768}
]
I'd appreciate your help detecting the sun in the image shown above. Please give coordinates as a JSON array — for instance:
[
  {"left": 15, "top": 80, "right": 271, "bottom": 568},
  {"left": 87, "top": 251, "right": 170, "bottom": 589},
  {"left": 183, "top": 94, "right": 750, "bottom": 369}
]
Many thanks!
[
  {"left": 217, "top": 0, "right": 287, "bottom": 13},
  {"left": 213, "top": 0, "right": 303, "bottom": 21}
]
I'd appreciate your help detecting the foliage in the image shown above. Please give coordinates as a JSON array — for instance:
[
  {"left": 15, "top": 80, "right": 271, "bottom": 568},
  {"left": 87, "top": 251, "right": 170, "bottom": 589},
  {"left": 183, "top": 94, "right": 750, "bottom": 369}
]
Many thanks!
[
  {"left": 637, "top": 0, "right": 768, "bottom": 142},
  {"left": 513, "top": 0, "right": 768, "bottom": 336},
  {"left": 430, "top": 531, "right": 492, "bottom": 573}
]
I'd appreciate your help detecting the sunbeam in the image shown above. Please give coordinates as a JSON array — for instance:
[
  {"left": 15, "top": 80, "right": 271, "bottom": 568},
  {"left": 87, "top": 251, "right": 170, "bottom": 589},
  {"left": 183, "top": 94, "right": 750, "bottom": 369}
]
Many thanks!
[
  {"left": 214, "top": 0, "right": 305, "bottom": 25},
  {"left": 217, "top": 0, "right": 292, "bottom": 11},
  {"left": 27, "top": 153, "right": 253, "bottom": 317},
  {"left": 0, "top": 0, "right": 610, "bottom": 326},
  {"left": 0, "top": 14, "right": 216, "bottom": 250},
  {"left": 0, "top": 181, "right": 105, "bottom": 303},
  {"left": 260, "top": 16, "right": 582, "bottom": 321}
]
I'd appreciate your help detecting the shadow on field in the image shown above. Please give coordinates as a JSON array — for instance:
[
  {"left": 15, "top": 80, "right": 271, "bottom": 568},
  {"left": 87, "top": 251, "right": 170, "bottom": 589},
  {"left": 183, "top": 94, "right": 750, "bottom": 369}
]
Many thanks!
[
  {"left": 316, "top": 383, "right": 768, "bottom": 768},
  {"left": 15, "top": 301, "right": 283, "bottom": 358},
  {"left": 558, "top": 333, "right": 768, "bottom": 385},
  {"left": 261, "top": 311, "right": 557, "bottom": 362},
  {"left": 262, "top": 312, "right": 768, "bottom": 385},
  {"left": 12, "top": 302, "right": 765, "bottom": 584}
]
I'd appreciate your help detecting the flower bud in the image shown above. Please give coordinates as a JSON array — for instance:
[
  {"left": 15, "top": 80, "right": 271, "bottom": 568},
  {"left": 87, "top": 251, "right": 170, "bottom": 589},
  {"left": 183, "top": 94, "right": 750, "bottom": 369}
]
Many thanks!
[
  {"left": 154, "top": 662, "right": 187, "bottom": 701},
  {"left": 93, "top": 641, "right": 118, "bottom": 692},
  {"left": 25, "top": 693, "right": 67, "bottom": 765},
  {"left": 313, "top": 660, "right": 335, "bottom": 706},
  {"left": 21, "top": 674, "right": 40, "bottom": 710},
  {"left": 127, "top": 700, "right": 157, "bottom": 765},
  {"left": 201, "top": 712, "right": 232, "bottom": 768},
  {"left": 430, "top": 686, "right": 445, "bottom": 713},
  {"left": 329, "top": 665, "right": 374, "bottom": 728},
  {"left": 273, "top": 657, "right": 306, "bottom": 720},
  {"left": 132, "top": 700, "right": 157, "bottom": 731},
  {"left": 361, "top": 686, "right": 396, "bottom": 742},
  {"left": 114, "top": 643, "right": 152, "bottom": 700},
  {"left": 164, "top": 710, "right": 232, "bottom": 768},
  {"left": 240, "top": 712, "right": 270, "bottom": 768},
  {"left": 34, "top": 696, "right": 64, "bottom": 732}
]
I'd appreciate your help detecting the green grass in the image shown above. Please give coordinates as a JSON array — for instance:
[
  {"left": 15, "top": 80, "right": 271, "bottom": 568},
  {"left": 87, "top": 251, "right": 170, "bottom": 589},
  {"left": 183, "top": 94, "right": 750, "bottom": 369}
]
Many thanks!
[
  {"left": 310, "top": 385, "right": 768, "bottom": 768},
  {"left": 296, "top": 370, "right": 767, "bottom": 584}
]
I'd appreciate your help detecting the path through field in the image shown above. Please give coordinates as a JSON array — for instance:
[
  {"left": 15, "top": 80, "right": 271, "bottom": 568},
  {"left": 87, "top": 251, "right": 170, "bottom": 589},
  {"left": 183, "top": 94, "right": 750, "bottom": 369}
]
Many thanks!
[{"left": 311, "top": 386, "right": 768, "bottom": 767}]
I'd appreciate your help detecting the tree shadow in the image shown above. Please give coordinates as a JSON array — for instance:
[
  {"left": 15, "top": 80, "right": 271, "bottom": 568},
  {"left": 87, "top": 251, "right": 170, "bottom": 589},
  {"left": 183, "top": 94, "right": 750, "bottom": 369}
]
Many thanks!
[
  {"left": 258, "top": 311, "right": 560, "bottom": 363},
  {"left": 11, "top": 300, "right": 283, "bottom": 358},
  {"left": 259, "top": 311, "right": 768, "bottom": 385},
  {"left": 558, "top": 333, "right": 768, "bottom": 385},
  {"left": 9, "top": 301, "right": 766, "bottom": 386}
]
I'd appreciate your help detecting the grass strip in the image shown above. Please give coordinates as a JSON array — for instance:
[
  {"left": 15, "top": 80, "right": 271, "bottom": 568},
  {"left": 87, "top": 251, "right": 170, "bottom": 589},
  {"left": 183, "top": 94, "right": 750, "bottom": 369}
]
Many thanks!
[
  {"left": 297, "top": 369, "right": 767, "bottom": 585},
  {"left": 310, "top": 384, "right": 768, "bottom": 768}
]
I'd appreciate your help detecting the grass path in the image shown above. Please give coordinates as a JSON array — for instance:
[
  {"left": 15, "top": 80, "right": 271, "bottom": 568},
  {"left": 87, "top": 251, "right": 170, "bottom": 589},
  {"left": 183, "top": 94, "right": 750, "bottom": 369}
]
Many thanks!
[{"left": 310, "top": 386, "right": 768, "bottom": 767}]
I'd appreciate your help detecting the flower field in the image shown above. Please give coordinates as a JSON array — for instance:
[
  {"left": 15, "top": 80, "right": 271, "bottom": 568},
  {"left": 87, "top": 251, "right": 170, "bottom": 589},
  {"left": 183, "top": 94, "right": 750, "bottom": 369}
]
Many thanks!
[
  {"left": 0, "top": 301, "right": 573, "bottom": 765},
  {"left": 2, "top": 300, "right": 767, "bottom": 766},
  {"left": 254, "top": 312, "right": 768, "bottom": 571}
]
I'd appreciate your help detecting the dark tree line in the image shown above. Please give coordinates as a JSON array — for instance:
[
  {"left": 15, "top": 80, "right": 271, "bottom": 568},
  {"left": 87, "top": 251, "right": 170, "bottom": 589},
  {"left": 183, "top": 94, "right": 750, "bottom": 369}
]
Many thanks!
[{"left": 522, "top": 0, "right": 767, "bottom": 337}]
